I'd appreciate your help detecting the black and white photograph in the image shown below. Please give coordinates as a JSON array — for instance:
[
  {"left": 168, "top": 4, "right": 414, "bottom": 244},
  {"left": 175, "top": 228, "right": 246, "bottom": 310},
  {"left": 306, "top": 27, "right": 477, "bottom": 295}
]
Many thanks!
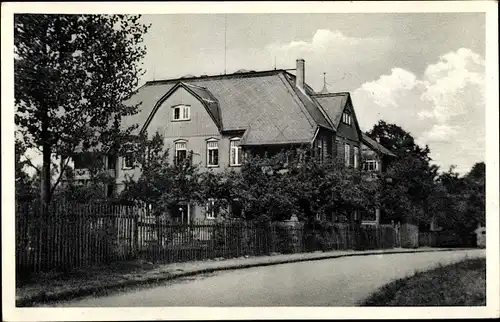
[{"left": 2, "top": 1, "right": 499, "bottom": 320}]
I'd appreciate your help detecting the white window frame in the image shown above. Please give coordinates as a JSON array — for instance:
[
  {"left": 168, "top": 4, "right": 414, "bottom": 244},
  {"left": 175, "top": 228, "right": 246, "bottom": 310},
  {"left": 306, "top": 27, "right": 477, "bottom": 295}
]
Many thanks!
[
  {"left": 344, "top": 143, "right": 350, "bottom": 167},
  {"left": 175, "top": 141, "right": 187, "bottom": 164},
  {"left": 364, "top": 160, "right": 379, "bottom": 172},
  {"left": 206, "top": 139, "right": 219, "bottom": 167},
  {"left": 172, "top": 105, "right": 190, "bottom": 121},
  {"left": 205, "top": 198, "right": 216, "bottom": 220},
  {"left": 353, "top": 146, "right": 359, "bottom": 169},
  {"left": 122, "top": 154, "right": 134, "bottom": 169},
  {"left": 342, "top": 112, "right": 352, "bottom": 125},
  {"left": 230, "top": 138, "right": 242, "bottom": 166}
]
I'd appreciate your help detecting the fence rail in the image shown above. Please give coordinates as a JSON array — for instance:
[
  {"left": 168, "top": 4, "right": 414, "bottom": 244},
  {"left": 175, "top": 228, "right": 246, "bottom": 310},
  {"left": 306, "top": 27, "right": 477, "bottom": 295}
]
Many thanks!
[{"left": 15, "top": 201, "right": 402, "bottom": 278}]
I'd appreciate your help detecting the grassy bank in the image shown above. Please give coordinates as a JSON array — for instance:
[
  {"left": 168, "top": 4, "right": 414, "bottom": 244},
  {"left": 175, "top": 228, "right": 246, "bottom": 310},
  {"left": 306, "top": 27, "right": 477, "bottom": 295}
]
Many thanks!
[{"left": 362, "top": 257, "right": 486, "bottom": 306}]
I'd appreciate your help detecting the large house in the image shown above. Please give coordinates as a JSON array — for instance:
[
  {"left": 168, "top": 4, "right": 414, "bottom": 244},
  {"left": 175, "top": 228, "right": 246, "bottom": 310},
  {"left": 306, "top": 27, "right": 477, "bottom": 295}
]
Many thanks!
[{"left": 71, "top": 59, "right": 395, "bottom": 224}]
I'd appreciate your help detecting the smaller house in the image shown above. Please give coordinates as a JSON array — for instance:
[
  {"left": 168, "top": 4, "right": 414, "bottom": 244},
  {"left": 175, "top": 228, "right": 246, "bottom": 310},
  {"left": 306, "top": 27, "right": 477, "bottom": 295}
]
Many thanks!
[{"left": 359, "top": 133, "right": 396, "bottom": 225}]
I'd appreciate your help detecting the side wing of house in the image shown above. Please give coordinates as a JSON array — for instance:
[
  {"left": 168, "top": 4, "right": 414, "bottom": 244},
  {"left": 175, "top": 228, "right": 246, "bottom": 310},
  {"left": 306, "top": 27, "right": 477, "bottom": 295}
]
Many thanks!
[
  {"left": 313, "top": 93, "right": 363, "bottom": 168},
  {"left": 360, "top": 133, "right": 396, "bottom": 173}
]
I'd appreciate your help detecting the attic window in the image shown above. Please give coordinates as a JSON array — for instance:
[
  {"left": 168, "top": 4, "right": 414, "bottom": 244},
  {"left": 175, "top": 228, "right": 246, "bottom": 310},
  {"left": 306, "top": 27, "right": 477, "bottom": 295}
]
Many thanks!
[
  {"left": 342, "top": 112, "right": 352, "bottom": 126},
  {"left": 173, "top": 105, "right": 190, "bottom": 121}
]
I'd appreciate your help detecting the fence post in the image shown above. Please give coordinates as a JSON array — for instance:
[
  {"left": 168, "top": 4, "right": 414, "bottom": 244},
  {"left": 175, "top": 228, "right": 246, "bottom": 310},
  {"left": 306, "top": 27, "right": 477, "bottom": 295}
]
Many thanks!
[{"left": 133, "top": 206, "right": 139, "bottom": 259}]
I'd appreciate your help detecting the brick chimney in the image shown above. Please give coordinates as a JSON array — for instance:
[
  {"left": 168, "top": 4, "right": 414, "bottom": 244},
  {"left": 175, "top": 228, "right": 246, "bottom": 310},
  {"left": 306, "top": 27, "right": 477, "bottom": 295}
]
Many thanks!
[{"left": 296, "top": 58, "right": 305, "bottom": 91}]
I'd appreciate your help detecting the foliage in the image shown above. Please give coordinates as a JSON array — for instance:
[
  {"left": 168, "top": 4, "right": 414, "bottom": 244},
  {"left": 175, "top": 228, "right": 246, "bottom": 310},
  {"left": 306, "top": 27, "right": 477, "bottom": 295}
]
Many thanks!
[
  {"left": 119, "top": 132, "right": 203, "bottom": 218},
  {"left": 15, "top": 139, "right": 38, "bottom": 201},
  {"left": 362, "top": 258, "right": 486, "bottom": 306},
  {"left": 368, "top": 121, "right": 439, "bottom": 225},
  {"left": 197, "top": 148, "right": 380, "bottom": 223},
  {"left": 52, "top": 155, "right": 117, "bottom": 203},
  {"left": 366, "top": 120, "right": 431, "bottom": 161},
  {"left": 368, "top": 121, "right": 485, "bottom": 235},
  {"left": 14, "top": 14, "right": 150, "bottom": 203},
  {"left": 433, "top": 163, "right": 485, "bottom": 234}
]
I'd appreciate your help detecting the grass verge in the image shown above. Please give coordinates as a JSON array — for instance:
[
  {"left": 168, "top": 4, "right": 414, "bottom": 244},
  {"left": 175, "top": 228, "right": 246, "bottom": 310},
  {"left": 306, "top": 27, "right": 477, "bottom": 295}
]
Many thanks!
[{"left": 362, "top": 257, "right": 486, "bottom": 306}]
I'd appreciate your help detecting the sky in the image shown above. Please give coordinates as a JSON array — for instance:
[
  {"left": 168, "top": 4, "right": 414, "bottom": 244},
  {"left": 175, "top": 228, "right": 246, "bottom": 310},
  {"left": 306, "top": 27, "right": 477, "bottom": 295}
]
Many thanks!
[{"left": 136, "top": 13, "right": 485, "bottom": 174}]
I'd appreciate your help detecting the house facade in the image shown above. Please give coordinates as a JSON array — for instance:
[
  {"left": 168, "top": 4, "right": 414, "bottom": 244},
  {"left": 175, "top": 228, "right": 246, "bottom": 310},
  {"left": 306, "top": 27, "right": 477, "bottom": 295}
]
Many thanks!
[
  {"left": 359, "top": 133, "right": 396, "bottom": 224},
  {"left": 70, "top": 59, "right": 394, "bottom": 224}
]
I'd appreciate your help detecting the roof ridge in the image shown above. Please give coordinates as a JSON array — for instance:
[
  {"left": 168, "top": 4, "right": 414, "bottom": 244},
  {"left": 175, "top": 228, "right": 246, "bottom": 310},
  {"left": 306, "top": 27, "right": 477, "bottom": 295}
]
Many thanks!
[
  {"left": 312, "top": 91, "right": 350, "bottom": 97},
  {"left": 307, "top": 89, "right": 335, "bottom": 130},
  {"left": 181, "top": 82, "right": 208, "bottom": 90},
  {"left": 277, "top": 72, "right": 317, "bottom": 129},
  {"left": 145, "top": 69, "right": 285, "bottom": 85}
]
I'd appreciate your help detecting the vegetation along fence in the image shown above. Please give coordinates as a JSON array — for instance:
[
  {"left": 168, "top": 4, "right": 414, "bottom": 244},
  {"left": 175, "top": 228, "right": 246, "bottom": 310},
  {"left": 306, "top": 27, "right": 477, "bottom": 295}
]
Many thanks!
[{"left": 16, "top": 201, "right": 402, "bottom": 276}]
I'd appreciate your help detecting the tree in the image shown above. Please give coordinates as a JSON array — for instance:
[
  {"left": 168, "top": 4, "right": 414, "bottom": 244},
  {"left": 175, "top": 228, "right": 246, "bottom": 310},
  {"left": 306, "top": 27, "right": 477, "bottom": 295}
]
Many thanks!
[
  {"left": 367, "top": 121, "right": 438, "bottom": 225},
  {"left": 15, "top": 139, "right": 37, "bottom": 201},
  {"left": 14, "top": 14, "right": 150, "bottom": 205},
  {"left": 52, "top": 152, "right": 117, "bottom": 203},
  {"left": 466, "top": 162, "right": 485, "bottom": 182},
  {"left": 433, "top": 163, "right": 485, "bottom": 238},
  {"left": 367, "top": 120, "right": 431, "bottom": 161},
  {"left": 119, "top": 132, "right": 202, "bottom": 220}
]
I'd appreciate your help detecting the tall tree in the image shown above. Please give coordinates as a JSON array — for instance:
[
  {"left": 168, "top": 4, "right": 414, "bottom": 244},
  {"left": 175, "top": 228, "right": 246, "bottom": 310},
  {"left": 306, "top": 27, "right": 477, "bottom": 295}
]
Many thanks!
[
  {"left": 14, "top": 14, "right": 149, "bottom": 205},
  {"left": 367, "top": 121, "right": 438, "bottom": 224},
  {"left": 15, "top": 139, "right": 36, "bottom": 201},
  {"left": 366, "top": 120, "right": 431, "bottom": 161}
]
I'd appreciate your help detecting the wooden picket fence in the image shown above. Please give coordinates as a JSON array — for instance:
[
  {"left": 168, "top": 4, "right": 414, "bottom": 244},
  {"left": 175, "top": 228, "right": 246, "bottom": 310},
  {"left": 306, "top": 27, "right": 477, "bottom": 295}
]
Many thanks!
[{"left": 15, "top": 201, "right": 402, "bottom": 278}]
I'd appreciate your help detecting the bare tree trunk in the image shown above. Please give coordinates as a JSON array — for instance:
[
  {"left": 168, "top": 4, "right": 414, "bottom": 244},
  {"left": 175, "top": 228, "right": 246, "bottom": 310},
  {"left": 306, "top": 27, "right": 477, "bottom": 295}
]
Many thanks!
[
  {"left": 40, "top": 142, "right": 52, "bottom": 205},
  {"left": 40, "top": 106, "right": 52, "bottom": 207}
]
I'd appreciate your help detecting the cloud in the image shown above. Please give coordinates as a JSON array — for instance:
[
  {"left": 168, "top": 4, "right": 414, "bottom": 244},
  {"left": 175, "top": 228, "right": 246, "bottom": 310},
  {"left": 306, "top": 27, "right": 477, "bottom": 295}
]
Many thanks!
[
  {"left": 352, "top": 48, "right": 485, "bottom": 173},
  {"left": 269, "top": 29, "right": 386, "bottom": 53},
  {"left": 266, "top": 29, "right": 393, "bottom": 90}
]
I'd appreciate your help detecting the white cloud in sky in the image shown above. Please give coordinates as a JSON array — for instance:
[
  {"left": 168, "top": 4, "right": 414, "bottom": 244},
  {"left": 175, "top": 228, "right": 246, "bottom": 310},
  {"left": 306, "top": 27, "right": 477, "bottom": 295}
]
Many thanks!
[
  {"left": 265, "top": 29, "right": 393, "bottom": 90},
  {"left": 352, "top": 47, "right": 485, "bottom": 173}
]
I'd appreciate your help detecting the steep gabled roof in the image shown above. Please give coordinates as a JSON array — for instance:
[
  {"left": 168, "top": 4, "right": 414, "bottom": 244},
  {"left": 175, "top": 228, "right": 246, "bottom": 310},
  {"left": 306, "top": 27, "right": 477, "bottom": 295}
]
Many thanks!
[
  {"left": 361, "top": 133, "right": 397, "bottom": 157},
  {"left": 312, "top": 92, "right": 350, "bottom": 131},
  {"left": 282, "top": 73, "right": 333, "bottom": 131},
  {"left": 121, "top": 70, "right": 320, "bottom": 145}
]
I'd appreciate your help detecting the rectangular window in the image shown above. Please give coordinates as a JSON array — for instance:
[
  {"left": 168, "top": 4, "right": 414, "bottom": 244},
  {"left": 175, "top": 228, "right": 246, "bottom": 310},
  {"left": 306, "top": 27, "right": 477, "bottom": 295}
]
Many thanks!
[
  {"left": 363, "top": 160, "right": 379, "bottom": 171},
  {"left": 207, "top": 140, "right": 219, "bottom": 166},
  {"left": 107, "top": 154, "right": 117, "bottom": 170},
  {"left": 172, "top": 105, "right": 190, "bottom": 121},
  {"left": 205, "top": 198, "right": 216, "bottom": 220},
  {"left": 175, "top": 142, "right": 187, "bottom": 164},
  {"left": 342, "top": 112, "right": 352, "bottom": 125},
  {"left": 123, "top": 154, "right": 134, "bottom": 169},
  {"left": 335, "top": 139, "right": 342, "bottom": 162},
  {"left": 344, "top": 143, "right": 350, "bottom": 166},
  {"left": 230, "top": 139, "right": 242, "bottom": 166},
  {"left": 353, "top": 146, "right": 359, "bottom": 169}
]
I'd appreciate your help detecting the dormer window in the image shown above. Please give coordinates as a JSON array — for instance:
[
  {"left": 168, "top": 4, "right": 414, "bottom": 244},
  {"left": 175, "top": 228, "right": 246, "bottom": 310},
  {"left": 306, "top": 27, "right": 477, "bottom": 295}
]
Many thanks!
[
  {"left": 172, "top": 105, "right": 190, "bottom": 121},
  {"left": 342, "top": 112, "right": 352, "bottom": 126}
]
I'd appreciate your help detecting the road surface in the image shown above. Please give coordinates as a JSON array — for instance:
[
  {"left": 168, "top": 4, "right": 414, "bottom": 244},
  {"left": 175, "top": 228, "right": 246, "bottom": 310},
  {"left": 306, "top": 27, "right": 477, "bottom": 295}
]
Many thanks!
[{"left": 53, "top": 249, "right": 485, "bottom": 307}]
